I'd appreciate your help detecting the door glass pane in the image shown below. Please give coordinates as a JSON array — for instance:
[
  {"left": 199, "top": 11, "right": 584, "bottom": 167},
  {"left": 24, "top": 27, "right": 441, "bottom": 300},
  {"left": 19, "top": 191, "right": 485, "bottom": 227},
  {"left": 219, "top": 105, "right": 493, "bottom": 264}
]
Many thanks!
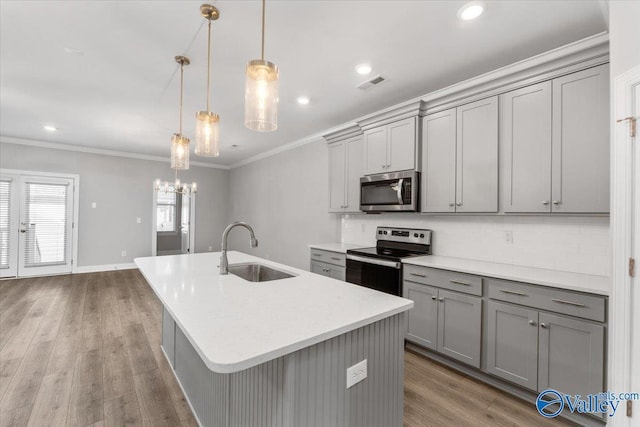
[
  {"left": 156, "top": 188, "right": 176, "bottom": 232},
  {"left": 24, "top": 182, "right": 68, "bottom": 266},
  {"left": 0, "top": 180, "right": 10, "bottom": 269}
]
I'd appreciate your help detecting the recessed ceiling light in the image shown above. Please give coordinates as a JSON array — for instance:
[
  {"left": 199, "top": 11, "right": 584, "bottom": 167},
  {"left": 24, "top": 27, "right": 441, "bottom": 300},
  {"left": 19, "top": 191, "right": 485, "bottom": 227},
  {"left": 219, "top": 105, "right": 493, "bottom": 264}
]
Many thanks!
[
  {"left": 43, "top": 125, "right": 57, "bottom": 132},
  {"left": 63, "top": 47, "right": 84, "bottom": 56},
  {"left": 457, "top": 1, "right": 484, "bottom": 21},
  {"left": 355, "top": 64, "right": 372, "bottom": 75},
  {"left": 296, "top": 96, "right": 310, "bottom": 105}
]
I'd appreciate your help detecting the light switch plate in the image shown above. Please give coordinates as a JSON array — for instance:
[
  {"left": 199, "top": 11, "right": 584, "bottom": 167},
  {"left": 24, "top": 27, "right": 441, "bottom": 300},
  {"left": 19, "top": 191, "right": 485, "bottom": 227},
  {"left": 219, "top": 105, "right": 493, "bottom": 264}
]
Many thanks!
[
  {"left": 91, "top": 202, "right": 97, "bottom": 208},
  {"left": 346, "top": 359, "right": 367, "bottom": 389},
  {"left": 136, "top": 217, "right": 141, "bottom": 224}
]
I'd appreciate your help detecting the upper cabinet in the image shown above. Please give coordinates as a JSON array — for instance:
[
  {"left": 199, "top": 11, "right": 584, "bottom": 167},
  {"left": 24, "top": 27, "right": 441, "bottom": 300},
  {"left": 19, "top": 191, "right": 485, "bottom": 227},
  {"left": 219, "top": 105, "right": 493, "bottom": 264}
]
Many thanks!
[
  {"left": 328, "top": 135, "right": 364, "bottom": 213},
  {"left": 364, "top": 117, "right": 418, "bottom": 175},
  {"left": 421, "top": 97, "right": 499, "bottom": 213},
  {"left": 501, "top": 64, "right": 610, "bottom": 214}
]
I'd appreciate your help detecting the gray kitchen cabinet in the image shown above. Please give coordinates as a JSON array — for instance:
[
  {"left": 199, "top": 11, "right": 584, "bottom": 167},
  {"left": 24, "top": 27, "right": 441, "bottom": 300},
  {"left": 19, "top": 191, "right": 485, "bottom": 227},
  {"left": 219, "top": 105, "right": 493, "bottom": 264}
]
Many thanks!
[
  {"left": 310, "top": 249, "right": 346, "bottom": 281},
  {"left": 421, "top": 97, "right": 498, "bottom": 213},
  {"left": 551, "top": 64, "right": 610, "bottom": 213},
  {"left": 437, "top": 289, "right": 482, "bottom": 368},
  {"left": 501, "top": 81, "right": 553, "bottom": 213},
  {"left": 404, "top": 281, "right": 438, "bottom": 350},
  {"left": 328, "top": 136, "right": 364, "bottom": 213},
  {"left": 364, "top": 117, "right": 417, "bottom": 175},
  {"left": 456, "top": 96, "right": 499, "bottom": 213},
  {"left": 486, "top": 301, "right": 539, "bottom": 390},
  {"left": 421, "top": 109, "right": 456, "bottom": 213},
  {"left": 538, "top": 312, "right": 605, "bottom": 395},
  {"left": 501, "top": 64, "right": 610, "bottom": 214}
]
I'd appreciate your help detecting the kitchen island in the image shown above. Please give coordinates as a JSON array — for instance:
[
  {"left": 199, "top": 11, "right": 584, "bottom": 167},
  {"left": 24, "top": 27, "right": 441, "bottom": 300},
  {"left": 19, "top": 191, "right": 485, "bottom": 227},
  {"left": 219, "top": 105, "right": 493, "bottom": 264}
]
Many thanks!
[{"left": 135, "top": 251, "right": 413, "bottom": 427}]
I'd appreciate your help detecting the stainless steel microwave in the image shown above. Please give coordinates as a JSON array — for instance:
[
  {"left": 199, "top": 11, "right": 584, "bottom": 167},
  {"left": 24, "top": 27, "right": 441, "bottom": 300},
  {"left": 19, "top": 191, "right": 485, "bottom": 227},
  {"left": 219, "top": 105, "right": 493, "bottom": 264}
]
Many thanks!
[{"left": 360, "top": 170, "right": 420, "bottom": 212}]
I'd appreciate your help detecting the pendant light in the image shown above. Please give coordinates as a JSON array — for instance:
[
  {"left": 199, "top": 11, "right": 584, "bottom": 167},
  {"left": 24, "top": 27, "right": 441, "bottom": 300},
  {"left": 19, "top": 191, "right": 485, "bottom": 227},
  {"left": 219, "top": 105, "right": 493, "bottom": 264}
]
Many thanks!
[
  {"left": 244, "top": 0, "right": 279, "bottom": 132},
  {"left": 195, "top": 4, "right": 221, "bottom": 157},
  {"left": 171, "top": 56, "right": 190, "bottom": 170}
]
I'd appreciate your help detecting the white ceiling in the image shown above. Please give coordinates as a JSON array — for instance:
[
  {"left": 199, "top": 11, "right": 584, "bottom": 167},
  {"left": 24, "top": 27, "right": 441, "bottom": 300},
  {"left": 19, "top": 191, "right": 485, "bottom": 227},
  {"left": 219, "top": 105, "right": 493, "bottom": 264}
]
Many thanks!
[{"left": 0, "top": 1, "right": 607, "bottom": 167}]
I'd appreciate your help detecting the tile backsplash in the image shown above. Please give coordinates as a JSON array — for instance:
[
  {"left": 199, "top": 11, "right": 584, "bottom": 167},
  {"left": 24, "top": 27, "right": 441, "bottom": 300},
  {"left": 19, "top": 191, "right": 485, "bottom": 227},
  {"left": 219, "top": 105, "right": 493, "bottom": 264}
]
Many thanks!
[{"left": 341, "top": 214, "right": 610, "bottom": 276}]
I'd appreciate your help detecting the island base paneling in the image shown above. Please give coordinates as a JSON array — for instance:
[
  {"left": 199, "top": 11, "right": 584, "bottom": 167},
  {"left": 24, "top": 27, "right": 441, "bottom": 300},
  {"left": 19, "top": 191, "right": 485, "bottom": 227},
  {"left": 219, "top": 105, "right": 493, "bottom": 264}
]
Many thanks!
[{"left": 161, "top": 307, "right": 405, "bottom": 427}]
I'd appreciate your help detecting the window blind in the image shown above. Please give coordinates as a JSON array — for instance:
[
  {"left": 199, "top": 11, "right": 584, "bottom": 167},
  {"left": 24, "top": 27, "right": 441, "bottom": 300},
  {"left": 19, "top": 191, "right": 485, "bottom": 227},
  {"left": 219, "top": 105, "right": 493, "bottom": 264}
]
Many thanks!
[
  {"left": 23, "top": 182, "right": 68, "bottom": 266},
  {"left": 0, "top": 180, "right": 10, "bottom": 269}
]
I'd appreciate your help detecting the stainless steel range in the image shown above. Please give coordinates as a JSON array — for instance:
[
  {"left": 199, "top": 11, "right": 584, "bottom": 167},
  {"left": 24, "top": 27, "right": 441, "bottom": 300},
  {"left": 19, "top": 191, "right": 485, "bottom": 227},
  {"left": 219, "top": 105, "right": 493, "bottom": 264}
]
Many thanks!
[{"left": 346, "top": 227, "right": 432, "bottom": 295}]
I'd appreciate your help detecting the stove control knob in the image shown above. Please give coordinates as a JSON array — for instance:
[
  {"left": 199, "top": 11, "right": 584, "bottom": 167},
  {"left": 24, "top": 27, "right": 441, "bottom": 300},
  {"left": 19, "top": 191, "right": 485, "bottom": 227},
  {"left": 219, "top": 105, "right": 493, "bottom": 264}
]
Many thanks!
[
  {"left": 384, "top": 231, "right": 388, "bottom": 235},
  {"left": 378, "top": 231, "right": 382, "bottom": 234},
  {"left": 420, "top": 233, "right": 425, "bottom": 238},
  {"left": 413, "top": 233, "right": 418, "bottom": 238}
]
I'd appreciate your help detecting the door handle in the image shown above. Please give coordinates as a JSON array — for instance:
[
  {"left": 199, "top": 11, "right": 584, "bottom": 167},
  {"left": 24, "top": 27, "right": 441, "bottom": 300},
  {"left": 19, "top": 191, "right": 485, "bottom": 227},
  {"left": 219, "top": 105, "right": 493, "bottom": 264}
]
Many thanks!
[{"left": 20, "top": 229, "right": 27, "bottom": 233}]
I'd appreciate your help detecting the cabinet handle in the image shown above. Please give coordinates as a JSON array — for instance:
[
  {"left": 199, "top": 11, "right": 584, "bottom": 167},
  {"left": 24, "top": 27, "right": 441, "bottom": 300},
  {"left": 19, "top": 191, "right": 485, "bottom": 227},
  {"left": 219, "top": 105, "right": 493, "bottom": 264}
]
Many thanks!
[
  {"left": 540, "top": 323, "right": 548, "bottom": 329},
  {"left": 431, "top": 295, "right": 437, "bottom": 301},
  {"left": 386, "top": 164, "right": 391, "bottom": 168},
  {"left": 528, "top": 320, "right": 536, "bottom": 326},
  {"left": 439, "top": 298, "right": 444, "bottom": 302},
  {"left": 311, "top": 254, "right": 323, "bottom": 258},
  {"left": 552, "top": 200, "right": 561, "bottom": 205},
  {"left": 330, "top": 257, "right": 342, "bottom": 261},
  {"left": 456, "top": 202, "right": 462, "bottom": 207},
  {"left": 410, "top": 273, "right": 427, "bottom": 278},
  {"left": 542, "top": 201, "right": 549, "bottom": 205},
  {"left": 499, "top": 289, "right": 528, "bottom": 297},
  {"left": 450, "top": 280, "right": 471, "bottom": 286},
  {"left": 382, "top": 165, "right": 387, "bottom": 169},
  {"left": 551, "top": 298, "right": 585, "bottom": 308},
  {"left": 449, "top": 203, "right": 455, "bottom": 207}
]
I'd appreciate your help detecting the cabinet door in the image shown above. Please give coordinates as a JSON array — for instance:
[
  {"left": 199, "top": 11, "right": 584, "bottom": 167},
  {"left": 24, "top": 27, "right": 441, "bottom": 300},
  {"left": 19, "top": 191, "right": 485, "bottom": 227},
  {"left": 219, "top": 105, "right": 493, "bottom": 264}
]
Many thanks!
[
  {"left": 551, "top": 64, "right": 610, "bottom": 213},
  {"left": 538, "top": 312, "right": 604, "bottom": 396},
  {"left": 437, "top": 289, "right": 482, "bottom": 367},
  {"left": 387, "top": 117, "right": 416, "bottom": 172},
  {"left": 421, "top": 110, "right": 456, "bottom": 213},
  {"left": 456, "top": 97, "right": 499, "bottom": 213},
  {"left": 364, "top": 126, "right": 388, "bottom": 175},
  {"left": 501, "top": 82, "right": 552, "bottom": 213},
  {"left": 403, "top": 282, "right": 438, "bottom": 350},
  {"left": 310, "top": 260, "right": 328, "bottom": 276},
  {"left": 328, "top": 142, "right": 346, "bottom": 212},
  {"left": 486, "top": 302, "right": 539, "bottom": 390},
  {"left": 327, "top": 265, "right": 346, "bottom": 281},
  {"left": 344, "top": 136, "right": 364, "bottom": 212}
]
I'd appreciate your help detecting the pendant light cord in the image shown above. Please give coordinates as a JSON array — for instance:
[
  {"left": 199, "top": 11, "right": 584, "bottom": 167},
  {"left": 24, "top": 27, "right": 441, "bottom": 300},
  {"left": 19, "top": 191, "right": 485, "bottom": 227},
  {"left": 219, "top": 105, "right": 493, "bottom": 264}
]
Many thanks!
[
  {"left": 179, "top": 62, "right": 184, "bottom": 134},
  {"left": 261, "top": 0, "right": 265, "bottom": 60},
  {"left": 206, "top": 18, "right": 211, "bottom": 112}
]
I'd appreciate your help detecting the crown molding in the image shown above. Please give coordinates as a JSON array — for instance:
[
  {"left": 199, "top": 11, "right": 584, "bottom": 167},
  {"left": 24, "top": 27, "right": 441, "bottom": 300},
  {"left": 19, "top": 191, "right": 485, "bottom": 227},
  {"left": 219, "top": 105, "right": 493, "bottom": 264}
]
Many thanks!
[
  {"left": 0, "top": 136, "right": 231, "bottom": 170},
  {"left": 322, "top": 123, "right": 363, "bottom": 144},
  {"left": 358, "top": 100, "right": 426, "bottom": 131},
  {"left": 230, "top": 131, "right": 328, "bottom": 169}
]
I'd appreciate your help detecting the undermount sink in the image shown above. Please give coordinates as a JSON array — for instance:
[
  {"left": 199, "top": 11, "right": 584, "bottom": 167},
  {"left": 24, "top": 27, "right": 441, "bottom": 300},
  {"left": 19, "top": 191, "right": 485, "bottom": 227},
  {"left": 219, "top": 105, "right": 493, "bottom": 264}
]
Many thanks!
[{"left": 227, "top": 263, "right": 296, "bottom": 282}]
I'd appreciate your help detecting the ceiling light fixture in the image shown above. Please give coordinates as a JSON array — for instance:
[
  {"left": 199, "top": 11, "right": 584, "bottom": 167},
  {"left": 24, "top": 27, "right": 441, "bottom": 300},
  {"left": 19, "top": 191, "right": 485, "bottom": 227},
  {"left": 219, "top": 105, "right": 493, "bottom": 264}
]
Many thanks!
[
  {"left": 43, "top": 125, "right": 57, "bottom": 132},
  {"left": 457, "top": 1, "right": 484, "bottom": 21},
  {"left": 244, "top": 0, "right": 279, "bottom": 132},
  {"left": 195, "top": 4, "right": 221, "bottom": 157},
  {"left": 355, "top": 64, "right": 372, "bottom": 75},
  {"left": 296, "top": 96, "right": 310, "bottom": 105},
  {"left": 171, "top": 56, "right": 190, "bottom": 171}
]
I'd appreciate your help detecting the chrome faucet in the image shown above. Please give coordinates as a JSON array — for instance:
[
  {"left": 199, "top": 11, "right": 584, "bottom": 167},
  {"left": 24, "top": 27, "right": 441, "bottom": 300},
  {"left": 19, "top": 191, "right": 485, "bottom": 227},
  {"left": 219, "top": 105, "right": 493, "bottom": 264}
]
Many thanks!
[{"left": 220, "top": 221, "right": 258, "bottom": 274}]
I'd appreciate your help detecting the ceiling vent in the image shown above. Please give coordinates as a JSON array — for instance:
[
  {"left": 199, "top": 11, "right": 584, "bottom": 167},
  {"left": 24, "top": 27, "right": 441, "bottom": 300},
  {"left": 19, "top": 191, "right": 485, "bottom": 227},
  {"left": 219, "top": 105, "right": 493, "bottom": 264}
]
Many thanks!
[{"left": 356, "top": 75, "right": 386, "bottom": 90}]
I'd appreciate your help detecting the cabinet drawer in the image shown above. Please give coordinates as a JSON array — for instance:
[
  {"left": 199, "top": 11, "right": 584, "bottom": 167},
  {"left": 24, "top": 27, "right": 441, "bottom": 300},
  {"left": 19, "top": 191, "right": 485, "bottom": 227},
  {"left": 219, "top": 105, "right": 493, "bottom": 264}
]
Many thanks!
[
  {"left": 403, "top": 265, "right": 482, "bottom": 296},
  {"left": 487, "top": 278, "right": 606, "bottom": 322},
  {"left": 309, "top": 249, "right": 346, "bottom": 267}
]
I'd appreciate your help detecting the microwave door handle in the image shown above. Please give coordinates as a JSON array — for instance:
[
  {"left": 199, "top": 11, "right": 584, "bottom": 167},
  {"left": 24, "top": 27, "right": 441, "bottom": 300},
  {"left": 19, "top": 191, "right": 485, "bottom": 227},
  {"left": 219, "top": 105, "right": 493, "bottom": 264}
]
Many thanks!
[{"left": 396, "top": 179, "right": 404, "bottom": 205}]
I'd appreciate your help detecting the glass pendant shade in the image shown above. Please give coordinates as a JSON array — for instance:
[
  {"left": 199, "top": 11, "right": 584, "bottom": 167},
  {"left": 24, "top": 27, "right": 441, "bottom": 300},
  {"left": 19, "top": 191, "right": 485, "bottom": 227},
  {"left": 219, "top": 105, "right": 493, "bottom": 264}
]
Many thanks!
[
  {"left": 244, "top": 59, "right": 279, "bottom": 132},
  {"left": 195, "top": 111, "right": 220, "bottom": 157},
  {"left": 170, "top": 133, "right": 190, "bottom": 170}
]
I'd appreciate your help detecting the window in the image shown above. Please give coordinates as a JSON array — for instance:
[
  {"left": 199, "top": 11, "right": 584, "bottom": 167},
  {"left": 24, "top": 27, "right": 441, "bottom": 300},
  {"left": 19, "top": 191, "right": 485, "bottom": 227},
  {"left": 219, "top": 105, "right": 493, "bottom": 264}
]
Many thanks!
[{"left": 157, "top": 188, "right": 177, "bottom": 232}]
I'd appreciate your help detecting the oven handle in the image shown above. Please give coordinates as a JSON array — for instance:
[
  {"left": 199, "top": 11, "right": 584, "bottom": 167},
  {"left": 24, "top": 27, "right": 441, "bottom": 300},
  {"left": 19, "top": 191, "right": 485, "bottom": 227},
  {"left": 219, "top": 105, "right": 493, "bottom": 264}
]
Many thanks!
[{"left": 346, "top": 254, "right": 401, "bottom": 269}]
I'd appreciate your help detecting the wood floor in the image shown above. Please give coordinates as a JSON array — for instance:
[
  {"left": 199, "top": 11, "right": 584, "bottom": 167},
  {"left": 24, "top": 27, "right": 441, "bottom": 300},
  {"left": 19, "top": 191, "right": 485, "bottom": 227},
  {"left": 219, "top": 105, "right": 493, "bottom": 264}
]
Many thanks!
[{"left": 0, "top": 270, "right": 576, "bottom": 427}]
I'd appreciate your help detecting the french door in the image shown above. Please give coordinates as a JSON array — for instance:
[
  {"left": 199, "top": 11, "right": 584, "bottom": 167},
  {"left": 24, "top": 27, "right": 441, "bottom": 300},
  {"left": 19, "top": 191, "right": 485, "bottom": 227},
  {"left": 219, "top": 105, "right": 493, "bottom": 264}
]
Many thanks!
[{"left": 0, "top": 173, "right": 75, "bottom": 278}]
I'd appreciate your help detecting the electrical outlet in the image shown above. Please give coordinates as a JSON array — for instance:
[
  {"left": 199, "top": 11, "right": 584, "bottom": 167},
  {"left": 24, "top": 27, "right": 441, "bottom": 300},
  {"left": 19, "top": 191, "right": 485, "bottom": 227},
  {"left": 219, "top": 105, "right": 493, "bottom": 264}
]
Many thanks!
[
  {"left": 91, "top": 202, "right": 97, "bottom": 208},
  {"left": 346, "top": 359, "right": 367, "bottom": 389},
  {"left": 121, "top": 250, "right": 127, "bottom": 257},
  {"left": 504, "top": 231, "right": 513, "bottom": 244},
  {"left": 208, "top": 246, "right": 213, "bottom": 252},
  {"left": 136, "top": 217, "right": 141, "bottom": 224},
  {"left": 360, "top": 223, "right": 366, "bottom": 232}
]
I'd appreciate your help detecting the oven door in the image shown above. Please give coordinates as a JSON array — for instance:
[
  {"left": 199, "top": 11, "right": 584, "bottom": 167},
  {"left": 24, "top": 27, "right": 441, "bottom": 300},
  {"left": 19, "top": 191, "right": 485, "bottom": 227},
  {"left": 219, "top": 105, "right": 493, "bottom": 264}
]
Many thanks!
[
  {"left": 360, "top": 170, "right": 419, "bottom": 212},
  {"left": 346, "top": 254, "right": 402, "bottom": 296}
]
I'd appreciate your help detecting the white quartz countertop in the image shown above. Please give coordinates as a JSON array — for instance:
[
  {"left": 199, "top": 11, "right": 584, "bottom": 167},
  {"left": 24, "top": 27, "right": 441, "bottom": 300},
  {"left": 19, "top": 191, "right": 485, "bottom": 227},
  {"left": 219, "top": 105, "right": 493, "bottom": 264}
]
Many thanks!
[
  {"left": 135, "top": 251, "right": 413, "bottom": 374},
  {"left": 403, "top": 256, "right": 610, "bottom": 296},
  {"left": 307, "top": 242, "right": 368, "bottom": 253}
]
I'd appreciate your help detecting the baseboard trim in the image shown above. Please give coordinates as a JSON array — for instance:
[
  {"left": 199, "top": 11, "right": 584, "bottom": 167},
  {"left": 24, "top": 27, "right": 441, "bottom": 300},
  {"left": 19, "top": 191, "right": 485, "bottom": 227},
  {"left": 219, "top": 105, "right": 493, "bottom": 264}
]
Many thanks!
[{"left": 74, "top": 263, "right": 137, "bottom": 273}]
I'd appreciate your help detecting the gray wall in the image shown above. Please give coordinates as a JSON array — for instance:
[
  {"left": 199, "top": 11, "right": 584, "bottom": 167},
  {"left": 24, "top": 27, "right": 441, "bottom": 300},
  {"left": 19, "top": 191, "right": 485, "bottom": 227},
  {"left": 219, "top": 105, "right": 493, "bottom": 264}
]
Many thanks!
[
  {"left": 227, "top": 140, "right": 341, "bottom": 270},
  {"left": 610, "top": 1, "right": 640, "bottom": 77},
  {"left": 0, "top": 141, "right": 229, "bottom": 267}
]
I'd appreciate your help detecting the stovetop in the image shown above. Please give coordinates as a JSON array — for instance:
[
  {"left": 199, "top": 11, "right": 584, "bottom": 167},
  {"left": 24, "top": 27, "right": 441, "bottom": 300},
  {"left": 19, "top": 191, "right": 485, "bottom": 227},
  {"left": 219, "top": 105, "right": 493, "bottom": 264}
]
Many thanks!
[
  {"left": 346, "top": 226, "right": 433, "bottom": 262},
  {"left": 347, "top": 246, "right": 429, "bottom": 262}
]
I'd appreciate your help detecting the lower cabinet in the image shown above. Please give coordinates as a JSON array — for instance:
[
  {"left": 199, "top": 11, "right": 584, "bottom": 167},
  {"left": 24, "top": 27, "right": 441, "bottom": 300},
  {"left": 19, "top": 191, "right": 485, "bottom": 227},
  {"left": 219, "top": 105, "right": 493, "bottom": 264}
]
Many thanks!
[
  {"left": 310, "top": 260, "right": 345, "bottom": 281},
  {"left": 404, "top": 281, "right": 482, "bottom": 368},
  {"left": 486, "top": 301, "right": 605, "bottom": 396},
  {"left": 309, "top": 249, "right": 346, "bottom": 281}
]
